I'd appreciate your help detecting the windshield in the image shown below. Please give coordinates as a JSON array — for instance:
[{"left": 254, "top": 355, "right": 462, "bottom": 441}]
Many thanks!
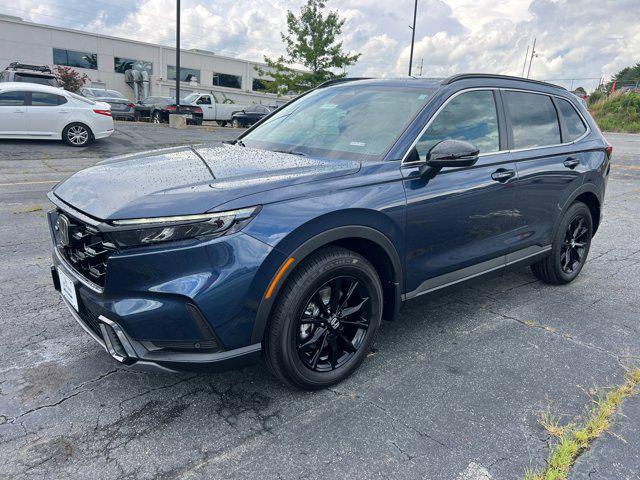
[
  {"left": 96, "top": 90, "right": 124, "bottom": 99},
  {"left": 242, "top": 84, "right": 433, "bottom": 160},
  {"left": 15, "top": 73, "right": 58, "bottom": 87},
  {"left": 67, "top": 91, "right": 96, "bottom": 105}
]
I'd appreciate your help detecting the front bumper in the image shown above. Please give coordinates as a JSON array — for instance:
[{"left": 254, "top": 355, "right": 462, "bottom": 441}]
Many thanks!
[{"left": 52, "top": 263, "right": 262, "bottom": 372}]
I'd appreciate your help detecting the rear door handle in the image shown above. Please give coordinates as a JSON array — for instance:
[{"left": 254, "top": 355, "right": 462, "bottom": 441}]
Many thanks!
[
  {"left": 14, "top": 109, "right": 24, "bottom": 113},
  {"left": 58, "top": 110, "right": 69, "bottom": 113},
  {"left": 564, "top": 157, "right": 580, "bottom": 169},
  {"left": 491, "top": 168, "right": 516, "bottom": 182}
]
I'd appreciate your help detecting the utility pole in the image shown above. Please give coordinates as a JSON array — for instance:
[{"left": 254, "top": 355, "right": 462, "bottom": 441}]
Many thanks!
[
  {"left": 521, "top": 45, "right": 529, "bottom": 77},
  {"left": 526, "top": 37, "right": 536, "bottom": 78},
  {"left": 418, "top": 58, "right": 424, "bottom": 77},
  {"left": 175, "top": 0, "right": 181, "bottom": 106},
  {"left": 408, "top": 0, "right": 418, "bottom": 77}
]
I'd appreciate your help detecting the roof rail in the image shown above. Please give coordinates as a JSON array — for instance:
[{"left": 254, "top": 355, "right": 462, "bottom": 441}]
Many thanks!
[
  {"left": 7, "top": 62, "right": 53, "bottom": 74},
  {"left": 442, "top": 73, "right": 565, "bottom": 90},
  {"left": 316, "top": 77, "right": 371, "bottom": 88}
]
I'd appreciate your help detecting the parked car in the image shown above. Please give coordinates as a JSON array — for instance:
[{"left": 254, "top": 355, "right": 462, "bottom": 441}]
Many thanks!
[
  {"left": 0, "top": 62, "right": 59, "bottom": 87},
  {"left": 47, "top": 74, "right": 610, "bottom": 389},
  {"left": 230, "top": 104, "right": 276, "bottom": 128},
  {"left": 134, "top": 96, "right": 203, "bottom": 125},
  {"left": 182, "top": 92, "right": 249, "bottom": 124},
  {"left": 0, "top": 82, "right": 113, "bottom": 146},
  {"left": 80, "top": 88, "right": 135, "bottom": 120}
]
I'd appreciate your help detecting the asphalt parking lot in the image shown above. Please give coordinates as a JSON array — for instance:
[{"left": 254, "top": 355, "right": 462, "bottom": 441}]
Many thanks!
[{"left": 1, "top": 125, "right": 639, "bottom": 479}]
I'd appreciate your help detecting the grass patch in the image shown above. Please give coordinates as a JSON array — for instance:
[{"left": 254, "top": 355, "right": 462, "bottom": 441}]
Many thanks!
[
  {"left": 526, "top": 369, "right": 640, "bottom": 480},
  {"left": 12, "top": 205, "right": 43, "bottom": 214},
  {"left": 590, "top": 92, "right": 640, "bottom": 133}
]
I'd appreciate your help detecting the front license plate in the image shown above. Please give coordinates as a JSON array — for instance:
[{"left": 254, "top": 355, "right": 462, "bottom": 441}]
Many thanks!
[{"left": 58, "top": 268, "right": 79, "bottom": 312}]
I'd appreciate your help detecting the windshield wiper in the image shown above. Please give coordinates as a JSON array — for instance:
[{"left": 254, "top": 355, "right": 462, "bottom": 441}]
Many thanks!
[
  {"left": 223, "top": 139, "right": 246, "bottom": 147},
  {"left": 272, "top": 149, "right": 307, "bottom": 157}
]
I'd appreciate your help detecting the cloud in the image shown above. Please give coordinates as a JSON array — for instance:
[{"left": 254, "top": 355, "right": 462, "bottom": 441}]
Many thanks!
[{"left": 4, "top": 0, "right": 640, "bottom": 91}]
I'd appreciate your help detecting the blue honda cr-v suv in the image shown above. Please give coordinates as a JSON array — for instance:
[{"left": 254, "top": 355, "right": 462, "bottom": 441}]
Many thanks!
[{"left": 48, "top": 74, "right": 611, "bottom": 389}]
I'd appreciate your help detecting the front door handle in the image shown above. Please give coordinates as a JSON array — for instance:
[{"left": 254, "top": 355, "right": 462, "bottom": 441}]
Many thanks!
[
  {"left": 564, "top": 157, "right": 580, "bottom": 169},
  {"left": 491, "top": 168, "right": 515, "bottom": 182},
  {"left": 58, "top": 110, "right": 69, "bottom": 113},
  {"left": 14, "top": 109, "right": 24, "bottom": 113}
]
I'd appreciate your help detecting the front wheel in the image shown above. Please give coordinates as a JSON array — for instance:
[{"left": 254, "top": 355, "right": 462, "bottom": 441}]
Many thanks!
[
  {"left": 152, "top": 111, "right": 162, "bottom": 124},
  {"left": 531, "top": 201, "right": 593, "bottom": 284},
  {"left": 62, "top": 123, "right": 93, "bottom": 147},
  {"left": 264, "top": 246, "right": 383, "bottom": 390},
  {"left": 231, "top": 119, "right": 241, "bottom": 128}
]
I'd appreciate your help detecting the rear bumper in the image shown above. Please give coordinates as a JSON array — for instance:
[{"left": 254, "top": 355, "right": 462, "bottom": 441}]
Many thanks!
[
  {"left": 94, "top": 128, "right": 114, "bottom": 139},
  {"left": 54, "top": 263, "right": 262, "bottom": 372}
]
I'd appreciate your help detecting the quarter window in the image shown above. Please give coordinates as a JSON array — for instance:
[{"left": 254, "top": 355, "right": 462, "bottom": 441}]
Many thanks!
[
  {"left": 31, "top": 92, "right": 67, "bottom": 106},
  {"left": 197, "top": 96, "right": 211, "bottom": 105},
  {"left": 53, "top": 48, "right": 98, "bottom": 70},
  {"left": 0, "top": 91, "right": 26, "bottom": 106},
  {"left": 505, "top": 91, "right": 561, "bottom": 149},
  {"left": 557, "top": 98, "right": 587, "bottom": 141},
  {"left": 416, "top": 90, "right": 500, "bottom": 158}
]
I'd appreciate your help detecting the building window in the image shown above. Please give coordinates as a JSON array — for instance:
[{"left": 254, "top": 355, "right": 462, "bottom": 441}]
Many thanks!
[
  {"left": 53, "top": 48, "right": 97, "bottom": 70},
  {"left": 213, "top": 72, "right": 242, "bottom": 89},
  {"left": 252, "top": 78, "right": 273, "bottom": 92},
  {"left": 167, "top": 66, "right": 200, "bottom": 82},
  {"left": 114, "top": 57, "right": 153, "bottom": 74}
]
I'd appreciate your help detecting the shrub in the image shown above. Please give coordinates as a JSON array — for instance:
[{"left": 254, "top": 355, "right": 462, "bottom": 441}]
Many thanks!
[
  {"left": 590, "top": 92, "right": 640, "bottom": 133},
  {"left": 53, "top": 65, "right": 90, "bottom": 93},
  {"left": 588, "top": 91, "right": 603, "bottom": 105}
]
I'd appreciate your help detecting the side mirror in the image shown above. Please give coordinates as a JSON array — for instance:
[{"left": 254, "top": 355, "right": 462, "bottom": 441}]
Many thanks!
[{"left": 419, "top": 139, "right": 479, "bottom": 179}]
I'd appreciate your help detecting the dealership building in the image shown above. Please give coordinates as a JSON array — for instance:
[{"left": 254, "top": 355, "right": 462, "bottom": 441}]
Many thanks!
[{"left": 0, "top": 14, "right": 288, "bottom": 105}]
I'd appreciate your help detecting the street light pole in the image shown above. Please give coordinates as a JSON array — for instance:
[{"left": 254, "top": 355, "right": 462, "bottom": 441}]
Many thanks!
[
  {"left": 408, "top": 0, "right": 418, "bottom": 77},
  {"left": 176, "top": 0, "right": 181, "bottom": 107},
  {"left": 526, "top": 37, "right": 536, "bottom": 79},
  {"left": 521, "top": 45, "right": 529, "bottom": 77}
]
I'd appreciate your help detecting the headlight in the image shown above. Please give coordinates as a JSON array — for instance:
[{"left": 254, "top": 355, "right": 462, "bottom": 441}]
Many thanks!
[{"left": 107, "top": 206, "right": 259, "bottom": 248}]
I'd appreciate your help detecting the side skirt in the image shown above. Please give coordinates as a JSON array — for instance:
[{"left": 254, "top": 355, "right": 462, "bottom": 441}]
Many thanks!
[{"left": 402, "top": 245, "right": 551, "bottom": 301}]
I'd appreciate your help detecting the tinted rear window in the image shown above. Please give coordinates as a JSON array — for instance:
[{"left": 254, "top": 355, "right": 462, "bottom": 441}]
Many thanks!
[
  {"left": 31, "top": 92, "right": 67, "bottom": 106},
  {"left": 557, "top": 98, "right": 587, "bottom": 141},
  {"left": 0, "top": 91, "right": 26, "bottom": 106},
  {"left": 505, "top": 91, "right": 561, "bottom": 149}
]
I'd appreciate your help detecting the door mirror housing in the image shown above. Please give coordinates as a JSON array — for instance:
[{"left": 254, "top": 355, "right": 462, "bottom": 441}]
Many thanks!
[{"left": 418, "top": 139, "right": 480, "bottom": 179}]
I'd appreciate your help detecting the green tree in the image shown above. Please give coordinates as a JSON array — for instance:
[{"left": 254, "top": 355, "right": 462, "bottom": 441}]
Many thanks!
[
  {"left": 607, "top": 62, "right": 640, "bottom": 92},
  {"left": 256, "top": 0, "right": 360, "bottom": 95}
]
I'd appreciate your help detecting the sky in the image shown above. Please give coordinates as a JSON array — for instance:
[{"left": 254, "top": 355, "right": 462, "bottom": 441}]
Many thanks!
[{"left": 3, "top": 0, "right": 640, "bottom": 91}]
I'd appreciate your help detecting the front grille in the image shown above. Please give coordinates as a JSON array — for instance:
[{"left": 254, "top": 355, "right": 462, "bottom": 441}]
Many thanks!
[{"left": 55, "top": 211, "right": 116, "bottom": 288}]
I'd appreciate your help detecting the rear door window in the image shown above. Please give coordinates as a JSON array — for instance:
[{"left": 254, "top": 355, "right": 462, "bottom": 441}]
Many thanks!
[
  {"left": 0, "top": 91, "right": 26, "bottom": 106},
  {"left": 557, "top": 98, "right": 587, "bottom": 141},
  {"left": 505, "top": 91, "right": 561, "bottom": 149},
  {"left": 416, "top": 90, "right": 500, "bottom": 158},
  {"left": 31, "top": 92, "right": 67, "bottom": 106}
]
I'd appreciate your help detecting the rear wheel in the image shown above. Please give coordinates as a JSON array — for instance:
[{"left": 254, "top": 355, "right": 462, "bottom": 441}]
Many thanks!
[
  {"left": 152, "top": 111, "right": 162, "bottom": 124},
  {"left": 264, "top": 247, "right": 383, "bottom": 390},
  {"left": 531, "top": 201, "right": 593, "bottom": 284},
  {"left": 62, "top": 123, "right": 93, "bottom": 147},
  {"left": 232, "top": 118, "right": 241, "bottom": 128}
]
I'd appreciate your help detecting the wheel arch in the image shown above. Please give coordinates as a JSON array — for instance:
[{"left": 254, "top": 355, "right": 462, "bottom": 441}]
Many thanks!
[
  {"left": 559, "top": 184, "right": 602, "bottom": 235},
  {"left": 250, "top": 225, "right": 403, "bottom": 344}
]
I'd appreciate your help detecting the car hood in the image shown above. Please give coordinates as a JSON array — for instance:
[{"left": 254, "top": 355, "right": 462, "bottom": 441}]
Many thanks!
[{"left": 52, "top": 144, "right": 360, "bottom": 220}]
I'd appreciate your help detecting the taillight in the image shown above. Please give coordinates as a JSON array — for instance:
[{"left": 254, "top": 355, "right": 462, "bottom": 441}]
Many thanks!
[
  {"left": 127, "top": 103, "right": 135, "bottom": 108},
  {"left": 605, "top": 142, "right": 613, "bottom": 160},
  {"left": 93, "top": 109, "right": 111, "bottom": 117},
  {"left": 166, "top": 105, "right": 177, "bottom": 111},
  {"left": 194, "top": 107, "right": 202, "bottom": 113}
]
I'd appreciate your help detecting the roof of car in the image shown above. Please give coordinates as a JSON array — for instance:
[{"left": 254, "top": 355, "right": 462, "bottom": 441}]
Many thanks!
[
  {"left": 322, "top": 74, "right": 565, "bottom": 92},
  {"left": 0, "top": 82, "right": 66, "bottom": 93}
]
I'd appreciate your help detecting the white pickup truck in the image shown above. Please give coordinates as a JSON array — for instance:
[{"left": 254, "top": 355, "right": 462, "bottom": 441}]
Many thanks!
[{"left": 182, "top": 92, "right": 251, "bottom": 124}]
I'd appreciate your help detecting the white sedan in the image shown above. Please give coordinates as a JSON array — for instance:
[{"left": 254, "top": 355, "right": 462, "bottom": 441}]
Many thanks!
[{"left": 0, "top": 82, "right": 114, "bottom": 147}]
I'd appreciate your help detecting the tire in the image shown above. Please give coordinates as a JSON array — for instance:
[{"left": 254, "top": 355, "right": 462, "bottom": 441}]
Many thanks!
[
  {"left": 531, "top": 201, "right": 593, "bottom": 284},
  {"left": 152, "top": 111, "right": 162, "bottom": 124},
  {"left": 264, "top": 246, "right": 383, "bottom": 390},
  {"left": 62, "top": 123, "right": 93, "bottom": 147},
  {"left": 232, "top": 119, "right": 241, "bottom": 128}
]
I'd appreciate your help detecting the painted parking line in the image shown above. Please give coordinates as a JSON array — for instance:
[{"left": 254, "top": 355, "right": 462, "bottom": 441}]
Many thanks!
[
  {"left": 611, "top": 164, "right": 640, "bottom": 170},
  {"left": 0, "top": 179, "right": 62, "bottom": 187}
]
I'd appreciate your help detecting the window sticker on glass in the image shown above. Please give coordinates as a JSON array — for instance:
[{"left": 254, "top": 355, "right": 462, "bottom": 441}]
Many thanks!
[
  {"left": 350, "top": 141, "right": 366, "bottom": 147},
  {"left": 320, "top": 103, "right": 338, "bottom": 109},
  {"left": 418, "top": 94, "right": 428, "bottom": 100}
]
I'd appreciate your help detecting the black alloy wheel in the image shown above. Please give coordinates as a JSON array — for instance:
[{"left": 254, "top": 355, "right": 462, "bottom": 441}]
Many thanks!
[
  {"left": 560, "top": 215, "right": 589, "bottom": 274},
  {"left": 296, "top": 276, "right": 371, "bottom": 372},
  {"left": 264, "top": 246, "right": 383, "bottom": 390},
  {"left": 531, "top": 201, "right": 593, "bottom": 284}
]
